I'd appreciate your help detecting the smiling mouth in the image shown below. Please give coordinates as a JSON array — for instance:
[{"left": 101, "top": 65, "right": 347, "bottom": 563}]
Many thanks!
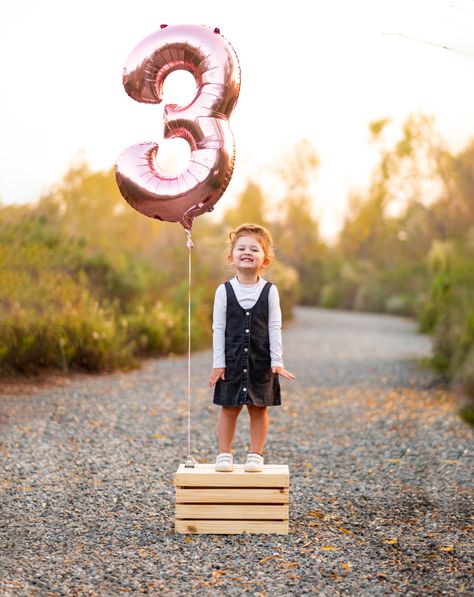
[{"left": 241, "top": 258, "right": 253, "bottom": 262}]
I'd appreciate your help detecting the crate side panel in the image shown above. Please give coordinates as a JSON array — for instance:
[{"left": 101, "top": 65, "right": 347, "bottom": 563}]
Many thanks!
[
  {"left": 176, "top": 487, "right": 289, "bottom": 504},
  {"left": 175, "top": 519, "right": 289, "bottom": 534},
  {"left": 175, "top": 464, "right": 289, "bottom": 488},
  {"left": 176, "top": 504, "right": 289, "bottom": 520}
]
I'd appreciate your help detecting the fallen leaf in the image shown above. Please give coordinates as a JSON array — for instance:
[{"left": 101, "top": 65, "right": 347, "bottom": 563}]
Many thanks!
[
  {"left": 307, "top": 510, "right": 325, "bottom": 519},
  {"left": 383, "top": 538, "right": 398, "bottom": 545},
  {"left": 281, "top": 562, "right": 298, "bottom": 569},
  {"left": 340, "top": 562, "right": 351, "bottom": 571},
  {"left": 259, "top": 555, "right": 279, "bottom": 564},
  {"left": 338, "top": 527, "right": 351, "bottom": 535},
  {"left": 384, "top": 458, "right": 401, "bottom": 463},
  {"left": 321, "top": 546, "right": 338, "bottom": 551},
  {"left": 184, "top": 536, "right": 193, "bottom": 542},
  {"left": 441, "top": 460, "right": 459, "bottom": 465},
  {"left": 440, "top": 545, "right": 454, "bottom": 552}
]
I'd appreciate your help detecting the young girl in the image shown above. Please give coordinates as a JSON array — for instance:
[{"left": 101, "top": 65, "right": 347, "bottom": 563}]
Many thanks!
[{"left": 208, "top": 223, "right": 295, "bottom": 472}]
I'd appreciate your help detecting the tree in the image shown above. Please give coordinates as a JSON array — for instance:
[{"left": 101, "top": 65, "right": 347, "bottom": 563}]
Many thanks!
[
  {"left": 223, "top": 180, "right": 268, "bottom": 228},
  {"left": 274, "top": 139, "right": 326, "bottom": 304}
]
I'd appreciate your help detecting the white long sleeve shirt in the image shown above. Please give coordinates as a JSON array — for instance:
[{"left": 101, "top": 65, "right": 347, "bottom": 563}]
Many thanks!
[{"left": 212, "top": 276, "right": 284, "bottom": 369}]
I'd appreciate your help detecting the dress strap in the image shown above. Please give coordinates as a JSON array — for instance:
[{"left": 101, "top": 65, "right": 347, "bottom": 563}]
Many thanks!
[{"left": 224, "top": 281, "right": 239, "bottom": 306}]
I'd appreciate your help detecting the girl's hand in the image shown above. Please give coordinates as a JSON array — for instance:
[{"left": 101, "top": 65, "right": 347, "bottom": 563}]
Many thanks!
[
  {"left": 208, "top": 367, "right": 226, "bottom": 387},
  {"left": 272, "top": 366, "right": 296, "bottom": 381}
]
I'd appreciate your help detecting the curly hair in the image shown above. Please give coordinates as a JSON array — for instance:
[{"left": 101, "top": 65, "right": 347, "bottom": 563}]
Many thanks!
[{"left": 228, "top": 223, "right": 274, "bottom": 261}]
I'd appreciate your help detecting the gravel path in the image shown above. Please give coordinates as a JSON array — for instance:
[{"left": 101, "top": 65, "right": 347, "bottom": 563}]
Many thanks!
[{"left": 1, "top": 307, "right": 472, "bottom": 596}]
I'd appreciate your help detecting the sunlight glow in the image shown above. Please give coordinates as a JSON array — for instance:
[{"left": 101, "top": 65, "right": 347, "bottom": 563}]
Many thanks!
[{"left": 1, "top": 0, "right": 474, "bottom": 240}]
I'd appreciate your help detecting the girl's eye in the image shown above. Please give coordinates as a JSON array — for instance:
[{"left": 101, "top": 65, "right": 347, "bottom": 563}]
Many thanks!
[{"left": 237, "top": 247, "right": 260, "bottom": 252}]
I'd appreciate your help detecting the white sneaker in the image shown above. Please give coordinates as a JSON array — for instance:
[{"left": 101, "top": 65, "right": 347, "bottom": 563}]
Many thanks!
[
  {"left": 244, "top": 453, "right": 264, "bottom": 472},
  {"left": 215, "top": 452, "right": 233, "bottom": 472}
]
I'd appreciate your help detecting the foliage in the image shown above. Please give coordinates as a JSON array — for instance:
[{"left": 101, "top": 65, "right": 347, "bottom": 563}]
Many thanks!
[
  {"left": 420, "top": 237, "right": 474, "bottom": 395},
  {"left": 0, "top": 164, "right": 298, "bottom": 377},
  {"left": 2, "top": 122, "right": 473, "bottom": 404},
  {"left": 273, "top": 139, "right": 327, "bottom": 305},
  {"left": 323, "top": 115, "right": 474, "bottom": 400}
]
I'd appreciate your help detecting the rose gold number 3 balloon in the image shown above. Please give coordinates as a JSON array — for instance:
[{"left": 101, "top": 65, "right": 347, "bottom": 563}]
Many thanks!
[{"left": 115, "top": 24, "right": 240, "bottom": 232}]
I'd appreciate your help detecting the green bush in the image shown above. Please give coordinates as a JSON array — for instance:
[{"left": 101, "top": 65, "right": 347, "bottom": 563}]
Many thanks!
[
  {"left": 420, "top": 239, "right": 474, "bottom": 395},
  {"left": 319, "top": 283, "right": 340, "bottom": 309},
  {"left": 0, "top": 207, "right": 214, "bottom": 376}
]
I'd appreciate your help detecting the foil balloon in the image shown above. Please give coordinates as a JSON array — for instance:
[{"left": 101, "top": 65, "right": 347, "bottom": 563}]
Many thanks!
[{"left": 115, "top": 24, "right": 241, "bottom": 232}]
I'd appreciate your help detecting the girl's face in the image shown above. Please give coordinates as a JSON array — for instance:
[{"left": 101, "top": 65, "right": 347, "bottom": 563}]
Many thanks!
[{"left": 229, "top": 235, "right": 269, "bottom": 273}]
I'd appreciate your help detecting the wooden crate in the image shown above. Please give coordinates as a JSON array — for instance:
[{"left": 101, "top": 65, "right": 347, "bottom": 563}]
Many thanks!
[{"left": 175, "top": 463, "right": 289, "bottom": 534}]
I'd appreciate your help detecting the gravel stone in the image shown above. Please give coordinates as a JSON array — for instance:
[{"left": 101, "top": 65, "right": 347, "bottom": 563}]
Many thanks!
[{"left": 0, "top": 307, "right": 472, "bottom": 596}]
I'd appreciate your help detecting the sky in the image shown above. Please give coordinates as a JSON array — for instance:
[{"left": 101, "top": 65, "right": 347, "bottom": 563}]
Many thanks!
[{"left": 1, "top": 0, "right": 474, "bottom": 241}]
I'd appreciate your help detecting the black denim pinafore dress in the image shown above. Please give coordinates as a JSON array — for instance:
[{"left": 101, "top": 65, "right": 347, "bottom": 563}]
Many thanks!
[{"left": 213, "top": 281, "right": 281, "bottom": 407}]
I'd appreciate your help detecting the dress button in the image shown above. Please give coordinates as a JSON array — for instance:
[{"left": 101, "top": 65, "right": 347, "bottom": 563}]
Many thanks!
[
  {"left": 243, "top": 387, "right": 247, "bottom": 391},
  {"left": 243, "top": 368, "right": 247, "bottom": 373},
  {"left": 245, "top": 329, "right": 249, "bottom": 333},
  {"left": 246, "top": 312, "right": 250, "bottom": 316},
  {"left": 244, "top": 348, "right": 248, "bottom": 352}
]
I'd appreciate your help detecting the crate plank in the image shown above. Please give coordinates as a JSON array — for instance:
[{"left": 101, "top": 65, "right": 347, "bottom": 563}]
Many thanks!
[
  {"left": 176, "top": 504, "right": 289, "bottom": 519},
  {"left": 176, "top": 519, "right": 289, "bottom": 534},
  {"left": 176, "top": 487, "right": 289, "bottom": 503},
  {"left": 175, "top": 463, "right": 289, "bottom": 488}
]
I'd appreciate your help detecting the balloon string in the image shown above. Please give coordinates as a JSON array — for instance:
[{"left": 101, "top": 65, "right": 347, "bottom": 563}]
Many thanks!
[{"left": 186, "top": 230, "right": 194, "bottom": 461}]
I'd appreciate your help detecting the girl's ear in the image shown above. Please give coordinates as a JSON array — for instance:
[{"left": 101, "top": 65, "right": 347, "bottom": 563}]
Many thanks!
[{"left": 262, "top": 257, "right": 271, "bottom": 267}]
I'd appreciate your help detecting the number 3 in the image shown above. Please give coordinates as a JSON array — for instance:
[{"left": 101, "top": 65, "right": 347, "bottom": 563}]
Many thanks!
[{"left": 115, "top": 24, "right": 241, "bottom": 232}]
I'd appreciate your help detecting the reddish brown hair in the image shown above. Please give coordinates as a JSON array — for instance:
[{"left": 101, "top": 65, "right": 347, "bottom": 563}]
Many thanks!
[{"left": 228, "top": 223, "right": 274, "bottom": 261}]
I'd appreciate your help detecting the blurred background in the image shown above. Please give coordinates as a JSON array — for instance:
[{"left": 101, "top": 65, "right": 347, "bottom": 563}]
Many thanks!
[{"left": 0, "top": 1, "right": 473, "bottom": 411}]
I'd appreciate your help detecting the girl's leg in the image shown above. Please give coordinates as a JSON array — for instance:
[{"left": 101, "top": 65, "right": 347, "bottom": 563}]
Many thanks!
[
  {"left": 247, "top": 404, "right": 268, "bottom": 454},
  {"left": 218, "top": 405, "right": 243, "bottom": 453}
]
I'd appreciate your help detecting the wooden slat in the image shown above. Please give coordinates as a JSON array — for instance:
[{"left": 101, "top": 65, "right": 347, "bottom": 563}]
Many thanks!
[
  {"left": 176, "top": 504, "right": 289, "bottom": 520},
  {"left": 175, "top": 464, "right": 289, "bottom": 488},
  {"left": 176, "top": 487, "right": 289, "bottom": 504},
  {"left": 176, "top": 519, "right": 289, "bottom": 534}
]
